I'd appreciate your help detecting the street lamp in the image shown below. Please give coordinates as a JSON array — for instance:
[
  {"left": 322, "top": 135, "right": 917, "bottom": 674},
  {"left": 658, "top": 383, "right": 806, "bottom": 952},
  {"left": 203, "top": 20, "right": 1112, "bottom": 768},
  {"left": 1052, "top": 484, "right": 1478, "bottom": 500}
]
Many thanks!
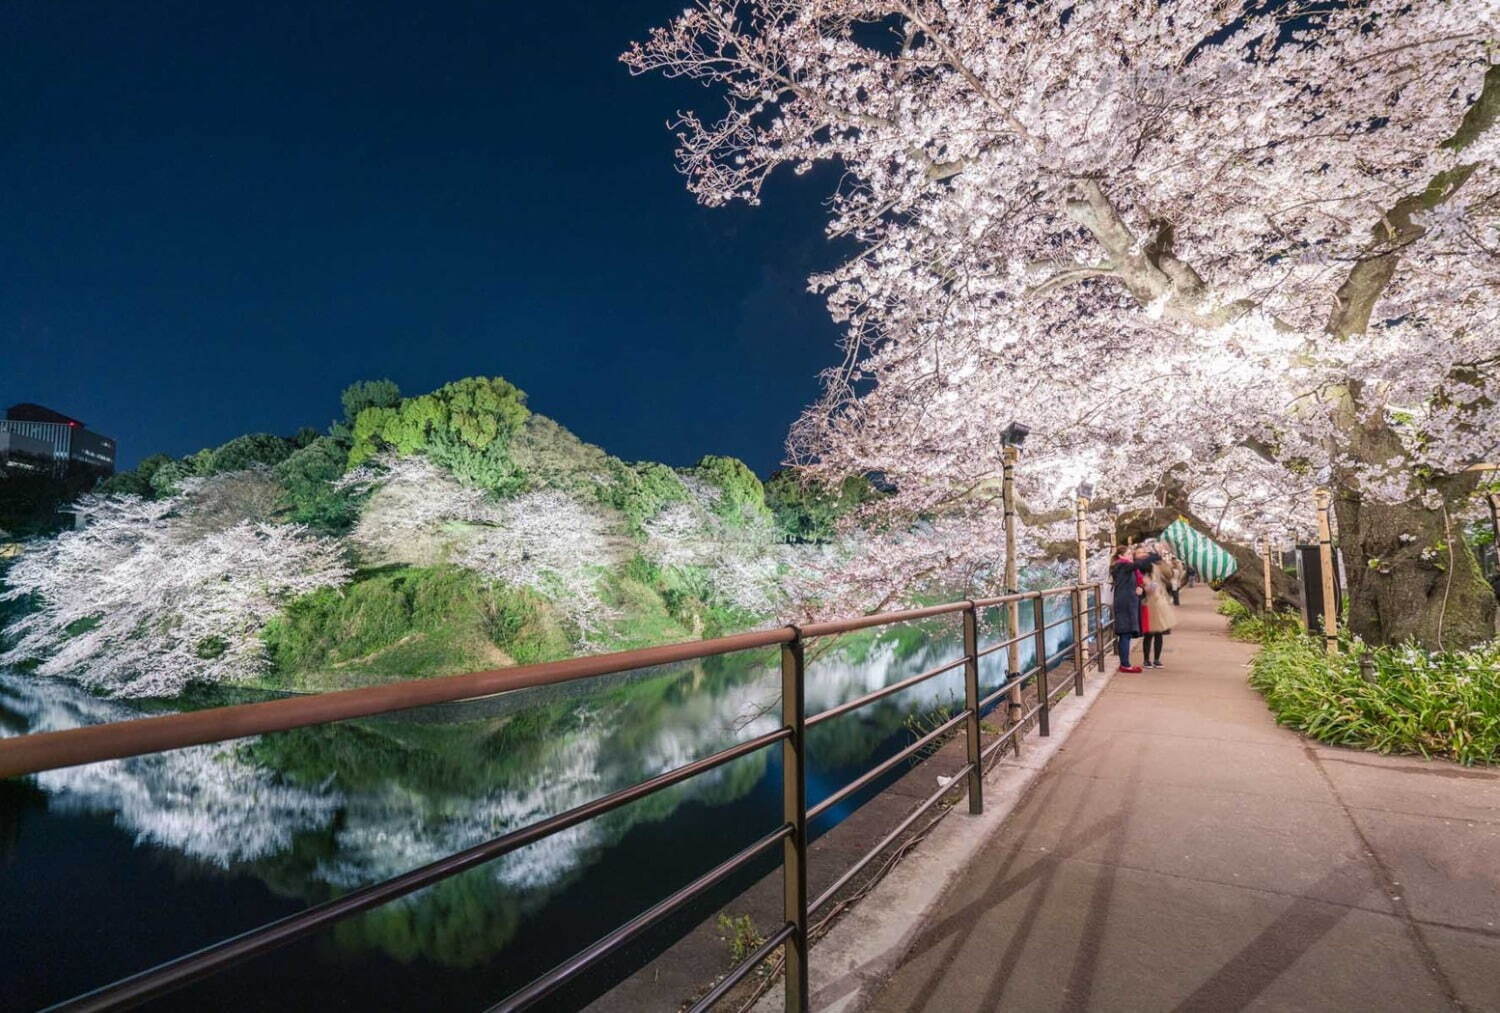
[
  {"left": 1000, "top": 421, "right": 1028, "bottom": 727},
  {"left": 1000, "top": 421, "right": 1030, "bottom": 447},
  {"left": 1074, "top": 482, "right": 1093, "bottom": 584},
  {"left": 1074, "top": 480, "right": 1094, "bottom": 669}
]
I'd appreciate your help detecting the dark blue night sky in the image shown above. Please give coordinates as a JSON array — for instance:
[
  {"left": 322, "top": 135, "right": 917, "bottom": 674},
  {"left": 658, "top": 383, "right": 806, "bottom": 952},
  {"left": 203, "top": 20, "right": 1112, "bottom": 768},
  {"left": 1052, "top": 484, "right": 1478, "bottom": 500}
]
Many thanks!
[{"left": 1, "top": 0, "right": 844, "bottom": 473}]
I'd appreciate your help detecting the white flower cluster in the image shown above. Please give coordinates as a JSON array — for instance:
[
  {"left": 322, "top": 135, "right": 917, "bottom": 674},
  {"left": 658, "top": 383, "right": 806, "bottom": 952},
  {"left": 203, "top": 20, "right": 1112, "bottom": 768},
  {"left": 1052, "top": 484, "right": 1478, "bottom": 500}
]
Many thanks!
[
  {"left": 628, "top": 0, "right": 1499, "bottom": 569},
  {"left": 0, "top": 483, "right": 351, "bottom": 697},
  {"left": 345, "top": 454, "right": 622, "bottom": 641},
  {"left": 641, "top": 482, "right": 787, "bottom": 617}
]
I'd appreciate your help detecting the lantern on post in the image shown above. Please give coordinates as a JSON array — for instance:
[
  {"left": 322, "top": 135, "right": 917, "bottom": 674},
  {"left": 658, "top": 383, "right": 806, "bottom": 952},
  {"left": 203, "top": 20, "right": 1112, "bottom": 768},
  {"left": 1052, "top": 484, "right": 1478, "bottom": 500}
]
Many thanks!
[
  {"left": 1000, "top": 422, "right": 1029, "bottom": 725},
  {"left": 1074, "top": 481, "right": 1094, "bottom": 672},
  {"left": 1074, "top": 482, "right": 1093, "bottom": 586}
]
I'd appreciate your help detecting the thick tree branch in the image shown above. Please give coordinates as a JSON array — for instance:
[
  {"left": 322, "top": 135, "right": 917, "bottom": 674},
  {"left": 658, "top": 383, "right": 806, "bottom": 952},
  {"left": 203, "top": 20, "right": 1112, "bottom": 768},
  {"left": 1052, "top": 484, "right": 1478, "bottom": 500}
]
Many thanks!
[
  {"left": 1024, "top": 262, "right": 1117, "bottom": 298},
  {"left": 1328, "top": 65, "right": 1499, "bottom": 338},
  {"left": 1062, "top": 180, "right": 1260, "bottom": 329}
]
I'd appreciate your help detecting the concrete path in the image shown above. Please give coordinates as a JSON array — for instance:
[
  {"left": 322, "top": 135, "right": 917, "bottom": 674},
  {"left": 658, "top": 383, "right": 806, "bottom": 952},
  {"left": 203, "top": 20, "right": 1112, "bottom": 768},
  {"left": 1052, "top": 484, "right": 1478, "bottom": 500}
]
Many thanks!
[{"left": 862, "top": 589, "right": 1500, "bottom": 1013}]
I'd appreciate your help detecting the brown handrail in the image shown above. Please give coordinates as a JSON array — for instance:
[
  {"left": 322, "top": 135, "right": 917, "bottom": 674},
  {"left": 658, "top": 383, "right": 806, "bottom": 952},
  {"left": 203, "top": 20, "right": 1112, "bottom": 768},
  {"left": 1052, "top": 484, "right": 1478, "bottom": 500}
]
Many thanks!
[
  {"left": 798, "top": 599, "right": 969, "bottom": 638},
  {"left": 0, "top": 625, "right": 796, "bottom": 778},
  {"left": 0, "top": 587, "right": 1101, "bottom": 780},
  {"left": 688, "top": 922, "right": 797, "bottom": 1013},
  {"left": 808, "top": 711, "right": 969, "bottom": 820},
  {"left": 488, "top": 824, "right": 793, "bottom": 1012}
]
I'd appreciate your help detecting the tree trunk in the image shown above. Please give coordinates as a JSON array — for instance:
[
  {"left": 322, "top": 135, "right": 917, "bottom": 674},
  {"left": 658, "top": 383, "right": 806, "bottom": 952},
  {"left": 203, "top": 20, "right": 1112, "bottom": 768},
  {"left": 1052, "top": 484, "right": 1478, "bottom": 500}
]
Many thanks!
[
  {"left": 1329, "top": 401, "right": 1496, "bottom": 650},
  {"left": 1333, "top": 490, "right": 1495, "bottom": 650}
]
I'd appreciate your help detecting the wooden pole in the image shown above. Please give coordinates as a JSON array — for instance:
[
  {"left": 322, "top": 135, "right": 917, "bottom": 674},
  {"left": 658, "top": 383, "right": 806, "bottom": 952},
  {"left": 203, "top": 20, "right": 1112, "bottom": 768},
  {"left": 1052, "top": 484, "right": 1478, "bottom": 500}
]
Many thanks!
[
  {"left": 1003, "top": 446, "right": 1023, "bottom": 724},
  {"left": 1076, "top": 495, "right": 1089, "bottom": 586},
  {"left": 1261, "top": 537, "right": 1274, "bottom": 612},
  {"left": 1315, "top": 488, "right": 1338, "bottom": 655},
  {"left": 1076, "top": 494, "right": 1091, "bottom": 661}
]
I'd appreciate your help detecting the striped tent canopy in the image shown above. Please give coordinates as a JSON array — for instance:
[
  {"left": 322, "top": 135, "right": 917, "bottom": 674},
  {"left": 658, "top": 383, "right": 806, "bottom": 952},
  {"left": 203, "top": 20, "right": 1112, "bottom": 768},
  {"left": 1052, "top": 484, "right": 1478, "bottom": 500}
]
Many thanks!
[{"left": 1160, "top": 518, "right": 1239, "bottom": 583}]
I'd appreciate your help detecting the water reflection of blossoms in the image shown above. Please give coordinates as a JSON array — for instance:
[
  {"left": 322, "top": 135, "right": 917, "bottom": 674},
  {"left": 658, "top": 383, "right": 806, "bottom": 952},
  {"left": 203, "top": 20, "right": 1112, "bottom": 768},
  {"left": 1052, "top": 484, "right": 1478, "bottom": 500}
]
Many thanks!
[
  {"left": 1, "top": 604, "right": 1076, "bottom": 966},
  {"left": 0, "top": 675, "right": 340, "bottom": 866}
]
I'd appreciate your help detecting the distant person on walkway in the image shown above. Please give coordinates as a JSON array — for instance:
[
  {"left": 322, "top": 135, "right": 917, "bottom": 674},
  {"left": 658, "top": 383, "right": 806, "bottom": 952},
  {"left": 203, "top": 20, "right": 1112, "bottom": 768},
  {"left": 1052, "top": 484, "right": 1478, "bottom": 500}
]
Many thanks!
[
  {"left": 1140, "top": 545, "right": 1178, "bottom": 668},
  {"left": 1152, "top": 540, "right": 1187, "bottom": 605},
  {"left": 1111, "top": 543, "right": 1161, "bottom": 673}
]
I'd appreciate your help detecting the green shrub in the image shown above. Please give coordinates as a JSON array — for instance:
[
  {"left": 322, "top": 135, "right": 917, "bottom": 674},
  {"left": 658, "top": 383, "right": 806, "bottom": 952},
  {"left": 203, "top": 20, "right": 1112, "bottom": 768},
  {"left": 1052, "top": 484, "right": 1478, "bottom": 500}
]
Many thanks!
[
  {"left": 340, "top": 378, "right": 402, "bottom": 423},
  {"left": 348, "top": 377, "right": 530, "bottom": 494},
  {"left": 601, "top": 460, "right": 688, "bottom": 531},
  {"left": 715, "top": 913, "right": 765, "bottom": 964},
  {"left": 148, "top": 458, "right": 195, "bottom": 497},
  {"left": 262, "top": 566, "right": 568, "bottom": 686},
  {"left": 275, "top": 435, "right": 362, "bottom": 531},
  {"left": 1217, "top": 595, "right": 1302, "bottom": 643},
  {"left": 98, "top": 453, "right": 175, "bottom": 497},
  {"left": 1249, "top": 634, "right": 1500, "bottom": 765},
  {"left": 690, "top": 455, "right": 771, "bottom": 529},
  {"left": 765, "top": 469, "right": 876, "bottom": 543},
  {"left": 200, "top": 433, "right": 297, "bottom": 475}
]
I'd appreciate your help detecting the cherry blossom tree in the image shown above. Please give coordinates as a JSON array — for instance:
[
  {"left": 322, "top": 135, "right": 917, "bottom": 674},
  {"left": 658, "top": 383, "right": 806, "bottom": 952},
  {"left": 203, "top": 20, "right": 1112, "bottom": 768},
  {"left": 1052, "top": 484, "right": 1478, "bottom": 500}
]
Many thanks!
[
  {"left": 627, "top": 0, "right": 1498, "bottom": 647},
  {"left": 342, "top": 454, "right": 624, "bottom": 641},
  {"left": 1, "top": 483, "right": 351, "bottom": 696},
  {"left": 642, "top": 478, "right": 788, "bottom": 618}
]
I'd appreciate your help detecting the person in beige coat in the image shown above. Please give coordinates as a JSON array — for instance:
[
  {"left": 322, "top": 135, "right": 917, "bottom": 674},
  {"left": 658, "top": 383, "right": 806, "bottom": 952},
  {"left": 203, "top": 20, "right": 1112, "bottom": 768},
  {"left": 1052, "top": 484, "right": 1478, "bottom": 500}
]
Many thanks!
[{"left": 1139, "top": 544, "right": 1178, "bottom": 669}]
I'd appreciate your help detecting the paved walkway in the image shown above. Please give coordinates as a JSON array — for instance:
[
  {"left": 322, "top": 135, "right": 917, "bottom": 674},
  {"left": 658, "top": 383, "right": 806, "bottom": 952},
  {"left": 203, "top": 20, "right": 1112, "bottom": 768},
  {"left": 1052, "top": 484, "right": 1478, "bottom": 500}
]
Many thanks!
[{"left": 863, "top": 589, "right": 1500, "bottom": 1012}]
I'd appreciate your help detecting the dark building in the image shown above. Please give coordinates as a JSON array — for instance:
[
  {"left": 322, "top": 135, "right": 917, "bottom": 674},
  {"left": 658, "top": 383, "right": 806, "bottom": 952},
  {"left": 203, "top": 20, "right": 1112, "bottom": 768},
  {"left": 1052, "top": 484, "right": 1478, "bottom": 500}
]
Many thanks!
[
  {"left": 0, "top": 404, "right": 116, "bottom": 476},
  {"left": 0, "top": 429, "right": 55, "bottom": 475}
]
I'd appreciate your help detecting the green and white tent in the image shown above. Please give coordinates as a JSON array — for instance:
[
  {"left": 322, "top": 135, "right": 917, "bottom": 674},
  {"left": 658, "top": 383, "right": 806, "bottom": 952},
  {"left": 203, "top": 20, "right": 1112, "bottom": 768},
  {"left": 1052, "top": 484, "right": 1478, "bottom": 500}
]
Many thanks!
[{"left": 1161, "top": 518, "right": 1239, "bottom": 583}]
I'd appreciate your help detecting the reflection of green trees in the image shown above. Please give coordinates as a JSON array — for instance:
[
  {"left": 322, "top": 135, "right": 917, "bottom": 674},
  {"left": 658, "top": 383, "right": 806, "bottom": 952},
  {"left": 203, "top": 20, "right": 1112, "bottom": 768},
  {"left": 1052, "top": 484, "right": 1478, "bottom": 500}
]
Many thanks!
[
  {"left": 822, "top": 618, "right": 953, "bottom": 667},
  {"left": 331, "top": 869, "right": 524, "bottom": 968},
  {"left": 596, "top": 750, "right": 771, "bottom": 833},
  {"left": 229, "top": 627, "right": 999, "bottom": 967},
  {"left": 244, "top": 718, "right": 517, "bottom": 796},
  {"left": 250, "top": 648, "right": 780, "bottom": 797},
  {"left": 807, "top": 685, "right": 967, "bottom": 770}
]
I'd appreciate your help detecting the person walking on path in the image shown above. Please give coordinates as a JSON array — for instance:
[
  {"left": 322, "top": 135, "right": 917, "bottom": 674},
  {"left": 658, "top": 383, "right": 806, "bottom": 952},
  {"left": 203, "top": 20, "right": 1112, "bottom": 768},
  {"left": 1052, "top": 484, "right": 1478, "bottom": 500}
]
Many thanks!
[
  {"left": 1140, "top": 546, "right": 1178, "bottom": 668},
  {"left": 1111, "top": 543, "right": 1161, "bottom": 673}
]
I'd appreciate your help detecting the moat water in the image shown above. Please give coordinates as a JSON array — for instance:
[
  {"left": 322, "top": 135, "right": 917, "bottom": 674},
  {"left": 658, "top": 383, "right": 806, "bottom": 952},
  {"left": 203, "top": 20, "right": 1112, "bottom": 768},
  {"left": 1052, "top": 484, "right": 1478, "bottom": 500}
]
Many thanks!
[{"left": 1, "top": 598, "right": 1083, "bottom": 1011}]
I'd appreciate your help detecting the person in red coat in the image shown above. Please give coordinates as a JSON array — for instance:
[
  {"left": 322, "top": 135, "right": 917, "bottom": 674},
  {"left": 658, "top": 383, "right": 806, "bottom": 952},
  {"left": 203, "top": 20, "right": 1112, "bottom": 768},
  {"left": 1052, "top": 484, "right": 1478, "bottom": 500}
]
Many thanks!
[{"left": 1110, "top": 543, "right": 1160, "bottom": 673}]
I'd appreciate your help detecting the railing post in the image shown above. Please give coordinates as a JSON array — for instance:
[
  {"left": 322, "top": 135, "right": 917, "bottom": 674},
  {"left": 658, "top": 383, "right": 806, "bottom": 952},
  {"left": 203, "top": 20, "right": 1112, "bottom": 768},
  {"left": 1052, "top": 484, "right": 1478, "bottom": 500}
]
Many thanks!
[
  {"left": 780, "top": 632, "right": 809, "bottom": 1013},
  {"left": 962, "top": 602, "right": 983, "bottom": 815},
  {"left": 1094, "top": 583, "right": 1106, "bottom": 672},
  {"left": 1070, "top": 587, "right": 1085, "bottom": 695},
  {"left": 1032, "top": 594, "right": 1049, "bottom": 737}
]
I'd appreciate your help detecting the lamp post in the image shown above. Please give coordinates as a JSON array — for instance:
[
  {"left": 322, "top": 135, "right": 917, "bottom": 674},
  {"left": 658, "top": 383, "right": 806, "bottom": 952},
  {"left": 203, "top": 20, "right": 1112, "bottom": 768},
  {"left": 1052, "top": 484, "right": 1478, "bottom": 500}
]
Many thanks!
[
  {"left": 1314, "top": 488, "right": 1338, "bottom": 655},
  {"left": 1075, "top": 482, "right": 1093, "bottom": 586},
  {"left": 1000, "top": 422, "right": 1029, "bottom": 727},
  {"left": 1075, "top": 481, "right": 1093, "bottom": 672},
  {"left": 1261, "top": 536, "right": 1274, "bottom": 612}
]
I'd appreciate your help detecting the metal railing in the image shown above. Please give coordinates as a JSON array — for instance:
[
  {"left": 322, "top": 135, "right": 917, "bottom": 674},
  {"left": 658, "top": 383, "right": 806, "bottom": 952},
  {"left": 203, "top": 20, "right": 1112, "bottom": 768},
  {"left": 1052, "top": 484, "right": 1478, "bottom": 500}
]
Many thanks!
[{"left": 0, "top": 582, "right": 1116, "bottom": 1013}]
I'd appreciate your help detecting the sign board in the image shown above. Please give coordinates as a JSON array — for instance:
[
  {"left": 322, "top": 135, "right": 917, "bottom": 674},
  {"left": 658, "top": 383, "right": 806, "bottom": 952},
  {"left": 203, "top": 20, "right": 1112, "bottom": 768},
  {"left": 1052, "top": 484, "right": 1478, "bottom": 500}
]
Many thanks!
[{"left": 1295, "top": 545, "right": 1343, "bottom": 635}]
